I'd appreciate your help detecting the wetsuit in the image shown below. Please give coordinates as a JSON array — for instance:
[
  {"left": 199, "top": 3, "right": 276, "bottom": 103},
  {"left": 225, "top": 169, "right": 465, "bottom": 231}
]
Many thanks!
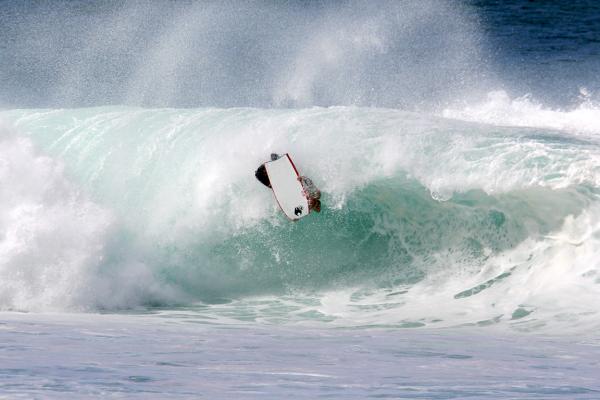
[
  {"left": 255, "top": 164, "right": 271, "bottom": 187},
  {"left": 255, "top": 154, "right": 281, "bottom": 188}
]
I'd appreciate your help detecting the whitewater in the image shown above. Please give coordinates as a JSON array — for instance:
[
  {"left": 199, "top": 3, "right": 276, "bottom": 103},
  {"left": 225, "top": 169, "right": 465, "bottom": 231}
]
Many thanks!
[{"left": 2, "top": 1, "right": 600, "bottom": 398}]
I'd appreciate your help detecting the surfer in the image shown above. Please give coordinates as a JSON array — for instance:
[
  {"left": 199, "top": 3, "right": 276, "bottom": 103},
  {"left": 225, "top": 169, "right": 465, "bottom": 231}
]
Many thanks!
[{"left": 255, "top": 153, "right": 321, "bottom": 213}]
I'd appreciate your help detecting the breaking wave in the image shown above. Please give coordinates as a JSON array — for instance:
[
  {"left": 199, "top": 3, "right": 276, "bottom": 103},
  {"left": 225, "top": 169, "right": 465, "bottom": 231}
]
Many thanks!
[{"left": 1, "top": 107, "right": 599, "bottom": 332}]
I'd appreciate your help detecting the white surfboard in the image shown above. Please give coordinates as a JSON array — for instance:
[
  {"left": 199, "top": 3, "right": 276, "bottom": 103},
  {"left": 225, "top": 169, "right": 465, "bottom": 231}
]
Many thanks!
[{"left": 265, "top": 154, "right": 310, "bottom": 220}]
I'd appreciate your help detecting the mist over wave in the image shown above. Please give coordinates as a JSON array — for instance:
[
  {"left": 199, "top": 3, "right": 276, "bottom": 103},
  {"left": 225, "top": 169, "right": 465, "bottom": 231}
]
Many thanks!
[
  {"left": 2, "top": 1, "right": 599, "bottom": 111},
  {"left": 0, "top": 0, "right": 487, "bottom": 109}
]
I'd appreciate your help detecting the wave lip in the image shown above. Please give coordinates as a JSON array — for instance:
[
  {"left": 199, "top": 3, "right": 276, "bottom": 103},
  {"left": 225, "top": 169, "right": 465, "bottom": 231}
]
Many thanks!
[{"left": 443, "top": 90, "right": 600, "bottom": 136}]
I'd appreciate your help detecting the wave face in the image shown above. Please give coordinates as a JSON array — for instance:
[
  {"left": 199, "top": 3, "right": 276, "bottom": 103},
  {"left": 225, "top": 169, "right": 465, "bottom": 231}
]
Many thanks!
[
  {"left": 1, "top": 107, "right": 599, "bottom": 331},
  {"left": 3, "top": 1, "right": 600, "bottom": 111}
]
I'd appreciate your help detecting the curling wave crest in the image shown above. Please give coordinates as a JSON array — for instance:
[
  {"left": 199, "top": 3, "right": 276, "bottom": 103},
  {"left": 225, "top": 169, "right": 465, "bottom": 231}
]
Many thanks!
[{"left": 1, "top": 107, "right": 599, "bottom": 331}]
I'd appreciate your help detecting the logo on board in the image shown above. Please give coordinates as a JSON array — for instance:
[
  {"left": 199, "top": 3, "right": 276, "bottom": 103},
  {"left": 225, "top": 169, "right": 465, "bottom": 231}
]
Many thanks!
[{"left": 294, "top": 206, "right": 303, "bottom": 216}]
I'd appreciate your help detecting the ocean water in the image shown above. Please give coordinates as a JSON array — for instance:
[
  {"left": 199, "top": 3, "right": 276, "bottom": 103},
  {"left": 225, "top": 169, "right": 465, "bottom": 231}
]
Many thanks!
[{"left": 1, "top": 1, "right": 600, "bottom": 398}]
